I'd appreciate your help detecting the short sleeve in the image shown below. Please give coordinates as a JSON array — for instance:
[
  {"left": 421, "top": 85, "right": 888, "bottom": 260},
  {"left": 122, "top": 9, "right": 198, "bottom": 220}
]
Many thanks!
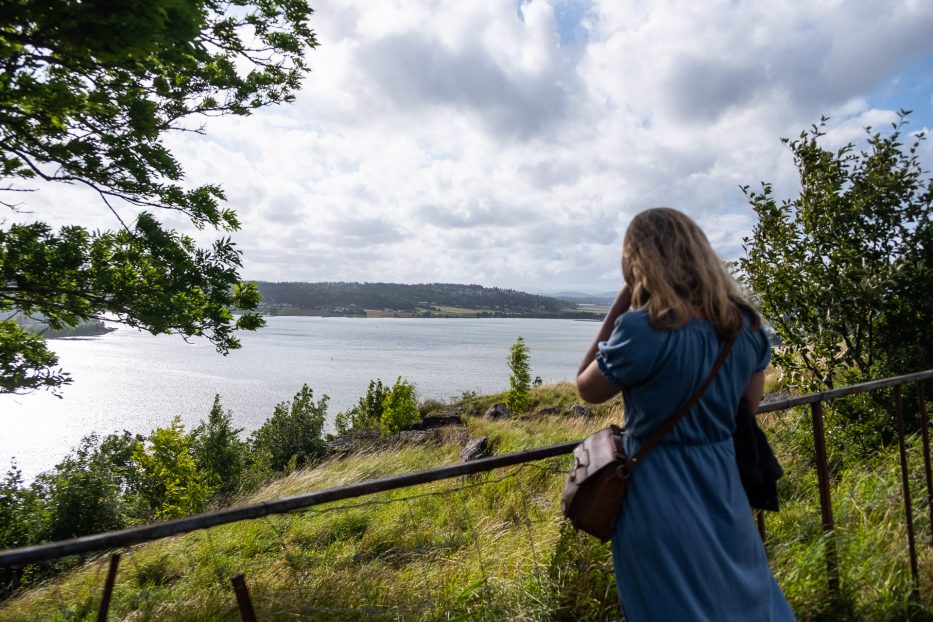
[
  {"left": 595, "top": 310, "right": 664, "bottom": 386},
  {"left": 752, "top": 326, "right": 772, "bottom": 373}
]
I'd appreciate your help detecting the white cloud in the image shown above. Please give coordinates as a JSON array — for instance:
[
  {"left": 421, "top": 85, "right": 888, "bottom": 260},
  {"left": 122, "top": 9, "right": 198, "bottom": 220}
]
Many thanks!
[{"left": 8, "top": 0, "right": 933, "bottom": 292}]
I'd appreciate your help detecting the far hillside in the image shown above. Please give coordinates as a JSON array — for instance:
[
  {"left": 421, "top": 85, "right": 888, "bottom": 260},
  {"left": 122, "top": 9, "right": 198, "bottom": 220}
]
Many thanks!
[{"left": 252, "top": 281, "right": 601, "bottom": 319}]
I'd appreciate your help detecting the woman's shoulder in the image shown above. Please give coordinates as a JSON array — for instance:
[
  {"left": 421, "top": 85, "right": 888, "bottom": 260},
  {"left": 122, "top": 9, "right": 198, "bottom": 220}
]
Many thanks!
[
  {"left": 597, "top": 309, "right": 667, "bottom": 386},
  {"left": 738, "top": 312, "right": 772, "bottom": 372},
  {"left": 615, "top": 307, "right": 653, "bottom": 331}
]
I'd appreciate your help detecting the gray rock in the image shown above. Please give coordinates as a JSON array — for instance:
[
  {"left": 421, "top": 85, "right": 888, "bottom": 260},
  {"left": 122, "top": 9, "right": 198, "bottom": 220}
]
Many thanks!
[
  {"left": 484, "top": 403, "right": 512, "bottom": 419},
  {"left": 395, "top": 430, "right": 431, "bottom": 445},
  {"left": 460, "top": 436, "right": 489, "bottom": 461},
  {"left": 410, "top": 413, "right": 463, "bottom": 430},
  {"left": 326, "top": 429, "right": 382, "bottom": 458},
  {"left": 569, "top": 404, "right": 593, "bottom": 418}
]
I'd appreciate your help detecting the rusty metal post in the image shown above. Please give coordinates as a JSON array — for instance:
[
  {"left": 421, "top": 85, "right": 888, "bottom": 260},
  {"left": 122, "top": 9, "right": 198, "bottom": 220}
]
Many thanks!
[
  {"left": 810, "top": 401, "right": 839, "bottom": 596},
  {"left": 96, "top": 553, "right": 120, "bottom": 622},
  {"left": 893, "top": 385, "right": 921, "bottom": 604},
  {"left": 918, "top": 382, "right": 933, "bottom": 546},
  {"left": 231, "top": 574, "right": 257, "bottom": 622}
]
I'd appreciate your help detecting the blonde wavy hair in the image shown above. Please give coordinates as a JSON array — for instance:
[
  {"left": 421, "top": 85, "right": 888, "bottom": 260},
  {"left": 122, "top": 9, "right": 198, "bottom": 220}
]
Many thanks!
[{"left": 622, "top": 207, "right": 760, "bottom": 339}]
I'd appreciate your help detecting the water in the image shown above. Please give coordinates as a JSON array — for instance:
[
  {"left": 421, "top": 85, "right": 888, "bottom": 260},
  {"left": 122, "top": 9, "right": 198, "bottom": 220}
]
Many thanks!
[{"left": 0, "top": 317, "right": 599, "bottom": 479}]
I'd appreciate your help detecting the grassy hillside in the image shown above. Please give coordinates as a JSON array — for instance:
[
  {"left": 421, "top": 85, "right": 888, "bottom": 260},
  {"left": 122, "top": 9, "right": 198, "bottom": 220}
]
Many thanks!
[{"left": 3, "top": 382, "right": 933, "bottom": 621}]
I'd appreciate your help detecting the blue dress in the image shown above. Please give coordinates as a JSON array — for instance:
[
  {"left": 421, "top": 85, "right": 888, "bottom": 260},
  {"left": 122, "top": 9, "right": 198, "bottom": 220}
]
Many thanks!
[{"left": 596, "top": 309, "right": 795, "bottom": 621}]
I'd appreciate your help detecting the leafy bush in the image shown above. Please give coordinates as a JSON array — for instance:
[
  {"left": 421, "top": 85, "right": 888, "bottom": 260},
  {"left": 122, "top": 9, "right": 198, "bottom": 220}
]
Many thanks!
[
  {"left": 334, "top": 379, "right": 388, "bottom": 435},
  {"left": 0, "top": 464, "right": 43, "bottom": 551},
  {"left": 380, "top": 377, "right": 419, "bottom": 435},
  {"left": 506, "top": 336, "right": 532, "bottom": 414},
  {"left": 132, "top": 417, "right": 213, "bottom": 519},
  {"left": 190, "top": 395, "right": 247, "bottom": 497},
  {"left": 250, "top": 385, "right": 328, "bottom": 472},
  {"left": 0, "top": 464, "right": 45, "bottom": 598},
  {"left": 35, "top": 435, "right": 126, "bottom": 542}
]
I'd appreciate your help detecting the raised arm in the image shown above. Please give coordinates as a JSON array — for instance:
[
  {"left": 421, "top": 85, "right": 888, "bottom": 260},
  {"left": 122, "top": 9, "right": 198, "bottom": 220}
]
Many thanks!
[{"left": 576, "top": 285, "right": 632, "bottom": 403}]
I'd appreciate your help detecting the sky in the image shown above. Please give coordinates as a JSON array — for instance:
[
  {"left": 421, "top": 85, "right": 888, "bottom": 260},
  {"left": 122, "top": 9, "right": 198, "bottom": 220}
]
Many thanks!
[{"left": 19, "top": 0, "right": 933, "bottom": 294}]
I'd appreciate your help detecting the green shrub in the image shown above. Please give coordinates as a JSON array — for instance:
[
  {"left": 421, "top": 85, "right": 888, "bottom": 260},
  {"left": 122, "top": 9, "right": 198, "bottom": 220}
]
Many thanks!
[
  {"left": 251, "top": 384, "right": 328, "bottom": 472},
  {"left": 190, "top": 395, "right": 247, "bottom": 497},
  {"left": 380, "top": 377, "right": 419, "bottom": 435},
  {"left": 36, "top": 436, "right": 126, "bottom": 542},
  {"left": 0, "top": 464, "right": 45, "bottom": 598},
  {"left": 0, "top": 464, "right": 41, "bottom": 551},
  {"left": 132, "top": 417, "right": 213, "bottom": 519},
  {"left": 334, "top": 379, "right": 388, "bottom": 435}
]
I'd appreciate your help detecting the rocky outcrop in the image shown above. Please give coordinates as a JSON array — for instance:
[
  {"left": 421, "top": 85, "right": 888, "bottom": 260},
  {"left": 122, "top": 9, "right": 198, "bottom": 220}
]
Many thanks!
[
  {"left": 484, "top": 403, "right": 512, "bottom": 419},
  {"left": 409, "top": 412, "right": 463, "bottom": 430},
  {"left": 569, "top": 404, "right": 593, "bottom": 418},
  {"left": 460, "top": 436, "right": 489, "bottom": 461}
]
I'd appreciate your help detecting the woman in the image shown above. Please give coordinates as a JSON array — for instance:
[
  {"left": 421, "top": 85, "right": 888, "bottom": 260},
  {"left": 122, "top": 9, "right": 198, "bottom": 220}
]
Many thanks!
[{"left": 576, "top": 208, "right": 794, "bottom": 621}]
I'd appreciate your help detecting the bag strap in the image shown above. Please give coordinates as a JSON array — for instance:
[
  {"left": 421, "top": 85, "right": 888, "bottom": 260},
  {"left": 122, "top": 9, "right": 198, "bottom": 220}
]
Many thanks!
[{"left": 621, "top": 336, "right": 735, "bottom": 475}]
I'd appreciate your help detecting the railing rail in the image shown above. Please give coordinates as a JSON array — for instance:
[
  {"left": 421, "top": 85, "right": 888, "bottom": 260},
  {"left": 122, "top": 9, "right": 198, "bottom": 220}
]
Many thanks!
[
  {"left": 1, "top": 368, "right": 932, "bottom": 618},
  {"left": 755, "top": 369, "right": 933, "bottom": 413}
]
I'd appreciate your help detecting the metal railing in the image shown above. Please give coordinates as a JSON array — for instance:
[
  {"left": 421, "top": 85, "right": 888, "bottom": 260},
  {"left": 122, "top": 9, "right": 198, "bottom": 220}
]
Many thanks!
[{"left": 1, "top": 368, "right": 932, "bottom": 620}]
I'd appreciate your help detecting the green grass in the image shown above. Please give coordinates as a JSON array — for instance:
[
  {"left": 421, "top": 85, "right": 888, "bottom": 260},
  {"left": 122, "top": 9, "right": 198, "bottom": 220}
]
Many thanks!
[{"left": 3, "top": 380, "right": 933, "bottom": 620}]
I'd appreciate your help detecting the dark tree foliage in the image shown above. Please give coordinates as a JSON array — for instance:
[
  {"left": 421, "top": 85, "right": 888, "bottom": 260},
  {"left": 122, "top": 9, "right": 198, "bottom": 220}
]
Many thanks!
[
  {"left": 741, "top": 114, "right": 933, "bottom": 453},
  {"left": 190, "top": 395, "right": 247, "bottom": 497},
  {"left": 0, "top": 464, "right": 43, "bottom": 598},
  {"left": 0, "top": 431, "right": 143, "bottom": 599},
  {"left": 251, "top": 384, "right": 328, "bottom": 472},
  {"left": 742, "top": 113, "right": 932, "bottom": 390},
  {"left": 0, "top": 0, "right": 318, "bottom": 393},
  {"left": 34, "top": 435, "right": 127, "bottom": 542}
]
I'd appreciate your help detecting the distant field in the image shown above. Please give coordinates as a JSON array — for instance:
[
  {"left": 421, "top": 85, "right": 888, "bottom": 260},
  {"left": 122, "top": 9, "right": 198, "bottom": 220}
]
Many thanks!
[
  {"left": 364, "top": 307, "right": 482, "bottom": 318},
  {"left": 568, "top": 304, "right": 609, "bottom": 315},
  {"left": 433, "top": 305, "right": 481, "bottom": 316},
  {"left": 273, "top": 307, "right": 330, "bottom": 316},
  {"left": 363, "top": 309, "right": 410, "bottom": 318}
]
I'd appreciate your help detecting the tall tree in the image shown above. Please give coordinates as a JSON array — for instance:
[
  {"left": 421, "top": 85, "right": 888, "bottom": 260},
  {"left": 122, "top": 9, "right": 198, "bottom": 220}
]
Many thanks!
[
  {"left": 506, "top": 336, "right": 532, "bottom": 414},
  {"left": 251, "top": 384, "right": 328, "bottom": 472},
  {"left": 741, "top": 113, "right": 933, "bottom": 393},
  {"left": 190, "top": 395, "right": 247, "bottom": 497},
  {"left": 0, "top": 0, "right": 318, "bottom": 393}
]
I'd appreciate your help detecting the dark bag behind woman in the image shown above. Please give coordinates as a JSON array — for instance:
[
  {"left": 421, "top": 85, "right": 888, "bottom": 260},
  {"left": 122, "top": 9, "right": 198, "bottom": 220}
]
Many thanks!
[{"left": 734, "top": 396, "right": 783, "bottom": 511}]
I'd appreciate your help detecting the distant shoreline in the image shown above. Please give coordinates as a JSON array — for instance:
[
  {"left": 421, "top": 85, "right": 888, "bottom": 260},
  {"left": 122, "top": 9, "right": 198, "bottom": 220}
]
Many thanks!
[
  {"left": 45, "top": 324, "right": 117, "bottom": 339},
  {"left": 264, "top": 308, "right": 604, "bottom": 320}
]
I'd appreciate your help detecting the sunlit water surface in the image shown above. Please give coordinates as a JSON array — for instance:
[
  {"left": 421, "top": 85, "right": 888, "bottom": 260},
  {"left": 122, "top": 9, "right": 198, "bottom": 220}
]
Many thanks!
[{"left": 1, "top": 317, "right": 598, "bottom": 479}]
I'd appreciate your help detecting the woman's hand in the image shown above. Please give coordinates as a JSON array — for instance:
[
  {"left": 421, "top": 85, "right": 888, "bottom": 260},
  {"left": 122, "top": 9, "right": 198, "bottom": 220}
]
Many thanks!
[{"left": 575, "top": 284, "right": 631, "bottom": 403}]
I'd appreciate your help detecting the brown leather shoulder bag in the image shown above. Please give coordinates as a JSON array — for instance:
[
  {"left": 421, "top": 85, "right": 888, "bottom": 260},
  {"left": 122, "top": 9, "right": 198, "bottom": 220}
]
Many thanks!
[{"left": 561, "top": 338, "right": 735, "bottom": 540}]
